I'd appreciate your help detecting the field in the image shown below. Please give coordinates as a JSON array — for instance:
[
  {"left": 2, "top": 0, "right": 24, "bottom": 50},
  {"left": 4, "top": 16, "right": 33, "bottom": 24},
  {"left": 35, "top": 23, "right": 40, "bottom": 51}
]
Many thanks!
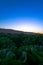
[{"left": 0, "top": 31, "right": 43, "bottom": 65}]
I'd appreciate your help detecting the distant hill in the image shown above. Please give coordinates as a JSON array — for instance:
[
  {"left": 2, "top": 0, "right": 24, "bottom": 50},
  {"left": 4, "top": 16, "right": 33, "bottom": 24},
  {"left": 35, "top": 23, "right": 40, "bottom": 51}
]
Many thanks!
[
  {"left": 0, "top": 28, "right": 23, "bottom": 34},
  {"left": 0, "top": 28, "right": 43, "bottom": 35}
]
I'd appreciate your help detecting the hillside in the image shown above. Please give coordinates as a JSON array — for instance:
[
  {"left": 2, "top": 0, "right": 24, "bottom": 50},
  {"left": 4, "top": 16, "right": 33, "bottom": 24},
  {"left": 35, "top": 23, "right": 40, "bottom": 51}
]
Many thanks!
[
  {"left": 0, "top": 28, "right": 42, "bottom": 35},
  {"left": 0, "top": 28, "right": 43, "bottom": 65}
]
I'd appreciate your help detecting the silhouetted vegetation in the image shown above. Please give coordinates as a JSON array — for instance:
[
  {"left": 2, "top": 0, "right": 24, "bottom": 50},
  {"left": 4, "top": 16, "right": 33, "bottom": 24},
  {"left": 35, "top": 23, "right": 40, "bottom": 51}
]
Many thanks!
[{"left": 0, "top": 33, "right": 43, "bottom": 65}]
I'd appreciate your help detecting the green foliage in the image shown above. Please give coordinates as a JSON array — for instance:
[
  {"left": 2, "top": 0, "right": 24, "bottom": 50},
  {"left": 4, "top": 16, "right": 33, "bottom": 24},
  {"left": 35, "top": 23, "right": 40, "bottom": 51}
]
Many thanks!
[
  {"left": 0, "top": 33, "right": 43, "bottom": 65},
  {"left": 0, "top": 37, "right": 12, "bottom": 48}
]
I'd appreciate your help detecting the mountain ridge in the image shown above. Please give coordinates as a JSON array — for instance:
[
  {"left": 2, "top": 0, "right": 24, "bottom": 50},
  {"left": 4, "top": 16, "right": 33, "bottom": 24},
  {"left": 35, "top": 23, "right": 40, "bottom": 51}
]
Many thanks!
[{"left": 0, "top": 28, "right": 43, "bottom": 35}]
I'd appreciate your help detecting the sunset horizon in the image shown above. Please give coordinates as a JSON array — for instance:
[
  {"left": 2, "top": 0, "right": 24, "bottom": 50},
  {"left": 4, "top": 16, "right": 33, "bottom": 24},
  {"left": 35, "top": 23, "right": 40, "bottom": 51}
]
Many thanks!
[
  {"left": 0, "top": 27, "right": 43, "bottom": 34},
  {"left": 0, "top": 0, "right": 43, "bottom": 33}
]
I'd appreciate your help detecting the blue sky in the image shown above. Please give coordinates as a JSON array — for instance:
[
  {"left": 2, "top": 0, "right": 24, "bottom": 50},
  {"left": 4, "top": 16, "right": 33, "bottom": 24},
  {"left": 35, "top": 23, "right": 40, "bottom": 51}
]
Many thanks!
[{"left": 0, "top": 0, "right": 43, "bottom": 33}]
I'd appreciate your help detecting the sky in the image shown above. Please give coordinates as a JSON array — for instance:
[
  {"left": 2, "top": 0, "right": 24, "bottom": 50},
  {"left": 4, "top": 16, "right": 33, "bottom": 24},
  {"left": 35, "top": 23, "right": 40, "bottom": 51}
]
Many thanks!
[{"left": 0, "top": 0, "right": 43, "bottom": 33}]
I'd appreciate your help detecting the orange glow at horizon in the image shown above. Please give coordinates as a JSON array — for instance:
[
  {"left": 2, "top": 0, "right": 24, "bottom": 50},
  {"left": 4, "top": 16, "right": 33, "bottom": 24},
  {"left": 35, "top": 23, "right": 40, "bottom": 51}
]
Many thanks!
[
  {"left": 0, "top": 18, "right": 43, "bottom": 34},
  {"left": 12, "top": 18, "right": 43, "bottom": 34},
  {"left": 13, "top": 24, "right": 43, "bottom": 34}
]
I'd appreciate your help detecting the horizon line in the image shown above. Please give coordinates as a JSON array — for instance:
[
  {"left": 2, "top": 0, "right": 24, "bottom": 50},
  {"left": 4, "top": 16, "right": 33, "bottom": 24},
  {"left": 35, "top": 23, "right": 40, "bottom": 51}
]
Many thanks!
[{"left": 0, "top": 27, "right": 43, "bottom": 34}]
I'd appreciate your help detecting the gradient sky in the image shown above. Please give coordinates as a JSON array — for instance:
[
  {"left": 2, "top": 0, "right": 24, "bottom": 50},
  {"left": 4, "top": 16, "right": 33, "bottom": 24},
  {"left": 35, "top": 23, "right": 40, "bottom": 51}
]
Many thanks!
[{"left": 0, "top": 0, "right": 43, "bottom": 33}]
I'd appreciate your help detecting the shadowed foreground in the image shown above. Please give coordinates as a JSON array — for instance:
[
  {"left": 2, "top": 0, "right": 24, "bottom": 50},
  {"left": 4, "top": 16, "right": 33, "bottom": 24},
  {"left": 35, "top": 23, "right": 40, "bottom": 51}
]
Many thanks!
[{"left": 0, "top": 30, "right": 43, "bottom": 65}]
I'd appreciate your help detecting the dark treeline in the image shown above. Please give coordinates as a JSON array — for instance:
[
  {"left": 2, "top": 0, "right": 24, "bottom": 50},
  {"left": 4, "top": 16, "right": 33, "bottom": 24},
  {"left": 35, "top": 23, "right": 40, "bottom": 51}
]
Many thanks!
[{"left": 0, "top": 33, "right": 43, "bottom": 65}]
